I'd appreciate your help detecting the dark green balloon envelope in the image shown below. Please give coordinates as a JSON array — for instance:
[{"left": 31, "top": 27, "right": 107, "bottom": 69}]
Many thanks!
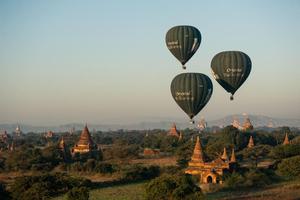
[
  {"left": 170, "top": 73, "right": 213, "bottom": 120},
  {"left": 211, "top": 51, "right": 251, "bottom": 100},
  {"left": 166, "top": 26, "right": 201, "bottom": 69}
]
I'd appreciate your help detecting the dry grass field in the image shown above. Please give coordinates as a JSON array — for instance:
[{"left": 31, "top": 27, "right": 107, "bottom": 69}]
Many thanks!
[
  {"left": 130, "top": 156, "right": 177, "bottom": 166},
  {"left": 207, "top": 180, "right": 300, "bottom": 200}
]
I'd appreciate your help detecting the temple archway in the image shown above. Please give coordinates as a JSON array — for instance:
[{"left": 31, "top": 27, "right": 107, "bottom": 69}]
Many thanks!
[{"left": 207, "top": 176, "right": 213, "bottom": 183}]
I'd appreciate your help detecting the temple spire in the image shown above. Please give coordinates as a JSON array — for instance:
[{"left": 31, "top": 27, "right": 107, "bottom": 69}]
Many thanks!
[
  {"left": 221, "top": 147, "right": 228, "bottom": 161},
  {"left": 230, "top": 148, "right": 236, "bottom": 163},
  {"left": 168, "top": 123, "right": 180, "bottom": 137},
  {"left": 247, "top": 135, "right": 254, "bottom": 148},
  {"left": 179, "top": 132, "right": 183, "bottom": 141},
  {"left": 283, "top": 133, "right": 290, "bottom": 145},
  {"left": 59, "top": 136, "right": 65, "bottom": 149},
  {"left": 191, "top": 136, "right": 204, "bottom": 163}
]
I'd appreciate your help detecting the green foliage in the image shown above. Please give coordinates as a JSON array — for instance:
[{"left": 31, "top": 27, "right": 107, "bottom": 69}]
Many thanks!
[
  {"left": 10, "top": 173, "right": 91, "bottom": 200},
  {"left": 66, "top": 187, "right": 89, "bottom": 200},
  {"left": 175, "top": 141, "right": 193, "bottom": 168},
  {"left": 145, "top": 174, "right": 203, "bottom": 200},
  {"left": 240, "top": 145, "right": 272, "bottom": 167},
  {"left": 69, "top": 161, "right": 116, "bottom": 174},
  {"left": 223, "top": 169, "right": 274, "bottom": 190},
  {"left": 42, "top": 145, "right": 64, "bottom": 165},
  {"left": 160, "top": 136, "right": 180, "bottom": 153},
  {"left": 4, "top": 143, "right": 69, "bottom": 171},
  {"left": 270, "top": 144, "right": 300, "bottom": 160},
  {"left": 5, "top": 145, "right": 44, "bottom": 171},
  {"left": 243, "top": 169, "right": 272, "bottom": 187},
  {"left": 95, "top": 162, "right": 115, "bottom": 174},
  {"left": 122, "top": 164, "right": 160, "bottom": 182},
  {"left": 223, "top": 172, "right": 245, "bottom": 189},
  {"left": 104, "top": 143, "right": 139, "bottom": 160},
  {"left": 204, "top": 126, "right": 249, "bottom": 160},
  {"left": 277, "top": 155, "right": 300, "bottom": 178}
]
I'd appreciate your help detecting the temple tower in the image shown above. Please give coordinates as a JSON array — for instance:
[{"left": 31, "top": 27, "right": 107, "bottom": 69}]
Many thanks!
[
  {"left": 221, "top": 147, "right": 228, "bottom": 161},
  {"left": 191, "top": 136, "right": 204, "bottom": 163},
  {"left": 230, "top": 148, "right": 236, "bottom": 163},
  {"left": 168, "top": 123, "right": 180, "bottom": 137},
  {"left": 247, "top": 136, "right": 254, "bottom": 148},
  {"left": 14, "top": 124, "right": 22, "bottom": 137},
  {"left": 283, "top": 133, "right": 290, "bottom": 145},
  {"left": 243, "top": 117, "right": 254, "bottom": 131},
  {"left": 71, "top": 124, "right": 98, "bottom": 154}
]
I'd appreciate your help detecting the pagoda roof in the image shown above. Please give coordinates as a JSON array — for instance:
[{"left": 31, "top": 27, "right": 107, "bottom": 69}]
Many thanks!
[{"left": 77, "top": 124, "right": 94, "bottom": 146}]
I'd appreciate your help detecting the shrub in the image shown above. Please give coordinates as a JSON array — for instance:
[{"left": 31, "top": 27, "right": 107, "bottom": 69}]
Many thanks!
[
  {"left": 270, "top": 144, "right": 300, "bottom": 160},
  {"left": 277, "top": 155, "right": 300, "bottom": 179},
  {"left": 145, "top": 174, "right": 203, "bottom": 200},
  {"left": 95, "top": 162, "right": 115, "bottom": 174},
  {"left": 66, "top": 187, "right": 89, "bottom": 200},
  {"left": 122, "top": 164, "right": 160, "bottom": 182},
  {"left": 243, "top": 169, "right": 272, "bottom": 187},
  {"left": 10, "top": 173, "right": 91, "bottom": 200},
  {"left": 223, "top": 172, "right": 245, "bottom": 189}
]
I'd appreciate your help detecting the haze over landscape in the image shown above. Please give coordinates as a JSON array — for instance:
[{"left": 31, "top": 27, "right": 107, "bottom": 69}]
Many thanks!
[
  {"left": 1, "top": 0, "right": 300, "bottom": 126},
  {"left": 2, "top": 2, "right": 300, "bottom": 200}
]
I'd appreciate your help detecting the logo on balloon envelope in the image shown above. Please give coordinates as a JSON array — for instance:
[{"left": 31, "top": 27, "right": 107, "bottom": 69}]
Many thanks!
[
  {"left": 175, "top": 91, "right": 194, "bottom": 101},
  {"left": 223, "top": 68, "right": 243, "bottom": 77},
  {"left": 167, "top": 41, "right": 181, "bottom": 50},
  {"left": 226, "top": 68, "right": 242, "bottom": 73}
]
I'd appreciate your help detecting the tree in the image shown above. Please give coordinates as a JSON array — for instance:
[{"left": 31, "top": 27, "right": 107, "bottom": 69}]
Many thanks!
[
  {"left": 277, "top": 155, "right": 300, "bottom": 179},
  {"left": 145, "top": 174, "right": 203, "bottom": 200},
  {"left": 270, "top": 144, "right": 300, "bottom": 160},
  {"left": 240, "top": 145, "right": 272, "bottom": 168},
  {"left": 175, "top": 141, "right": 193, "bottom": 168}
]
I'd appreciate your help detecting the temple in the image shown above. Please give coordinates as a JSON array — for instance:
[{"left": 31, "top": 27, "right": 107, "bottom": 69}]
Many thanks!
[
  {"left": 58, "top": 137, "right": 70, "bottom": 161},
  {"left": 168, "top": 123, "right": 180, "bottom": 138},
  {"left": 0, "top": 130, "right": 8, "bottom": 142},
  {"left": 247, "top": 136, "right": 254, "bottom": 148},
  {"left": 242, "top": 117, "right": 254, "bottom": 131},
  {"left": 197, "top": 117, "right": 207, "bottom": 131},
  {"left": 232, "top": 117, "right": 241, "bottom": 129},
  {"left": 185, "top": 136, "right": 236, "bottom": 184},
  {"left": 71, "top": 124, "right": 99, "bottom": 156},
  {"left": 13, "top": 125, "right": 22, "bottom": 137},
  {"left": 59, "top": 137, "right": 66, "bottom": 150},
  {"left": 179, "top": 132, "right": 183, "bottom": 141},
  {"left": 45, "top": 131, "right": 55, "bottom": 138},
  {"left": 283, "top": 133, "right": 290, "bottom": 145}
]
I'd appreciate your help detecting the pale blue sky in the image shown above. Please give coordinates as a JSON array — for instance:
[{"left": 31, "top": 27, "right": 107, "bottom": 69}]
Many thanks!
[{"left": 0, "top": 0, "right": 299, "bottom": 125}]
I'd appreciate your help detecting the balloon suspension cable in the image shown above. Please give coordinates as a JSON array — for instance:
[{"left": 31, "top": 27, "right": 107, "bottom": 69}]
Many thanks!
[
  {"left": 230, "top": 95, "right": 234, "bottom": 101},
  {"left": 182, "top": 65, "right": 186, "bottom": 70}
]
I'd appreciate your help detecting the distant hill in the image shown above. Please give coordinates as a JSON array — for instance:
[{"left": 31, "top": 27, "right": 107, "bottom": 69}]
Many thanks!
[
  {"left": 0, "top": 114, "right": 299, "bottom": 133},
  {"left": 208, "top": 114, "right": 300, "bottom": 128}
]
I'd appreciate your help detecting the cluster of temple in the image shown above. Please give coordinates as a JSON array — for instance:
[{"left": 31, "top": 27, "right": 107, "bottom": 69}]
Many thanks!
[
  {"left": 58, "top": 124, "right": 101, "bottom": 161},
  {"left": 185, "top": 132, "right": 291, "bottom": 185},
  {"left": 185, "top": 136, "right": 237, "bottom": 184},
  {"left": 232, "top": 115, "right": 254, "bottom": 131}
]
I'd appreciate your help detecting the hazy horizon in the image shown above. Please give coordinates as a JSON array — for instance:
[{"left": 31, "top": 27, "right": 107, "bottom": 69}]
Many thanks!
[{"left": 1, "top": 1, "right": 300, "bottom": 125}]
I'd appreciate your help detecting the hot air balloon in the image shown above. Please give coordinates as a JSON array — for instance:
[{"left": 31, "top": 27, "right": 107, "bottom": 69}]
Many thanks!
[
  {"left": 211, "top": 51, "right": 251, "bottom": 100},
  {"left": 166, "top": 25, "right": 201, "bottom": 70},
  {"left": 170, "top": 73, "right": 213, "bottom": 123}
]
